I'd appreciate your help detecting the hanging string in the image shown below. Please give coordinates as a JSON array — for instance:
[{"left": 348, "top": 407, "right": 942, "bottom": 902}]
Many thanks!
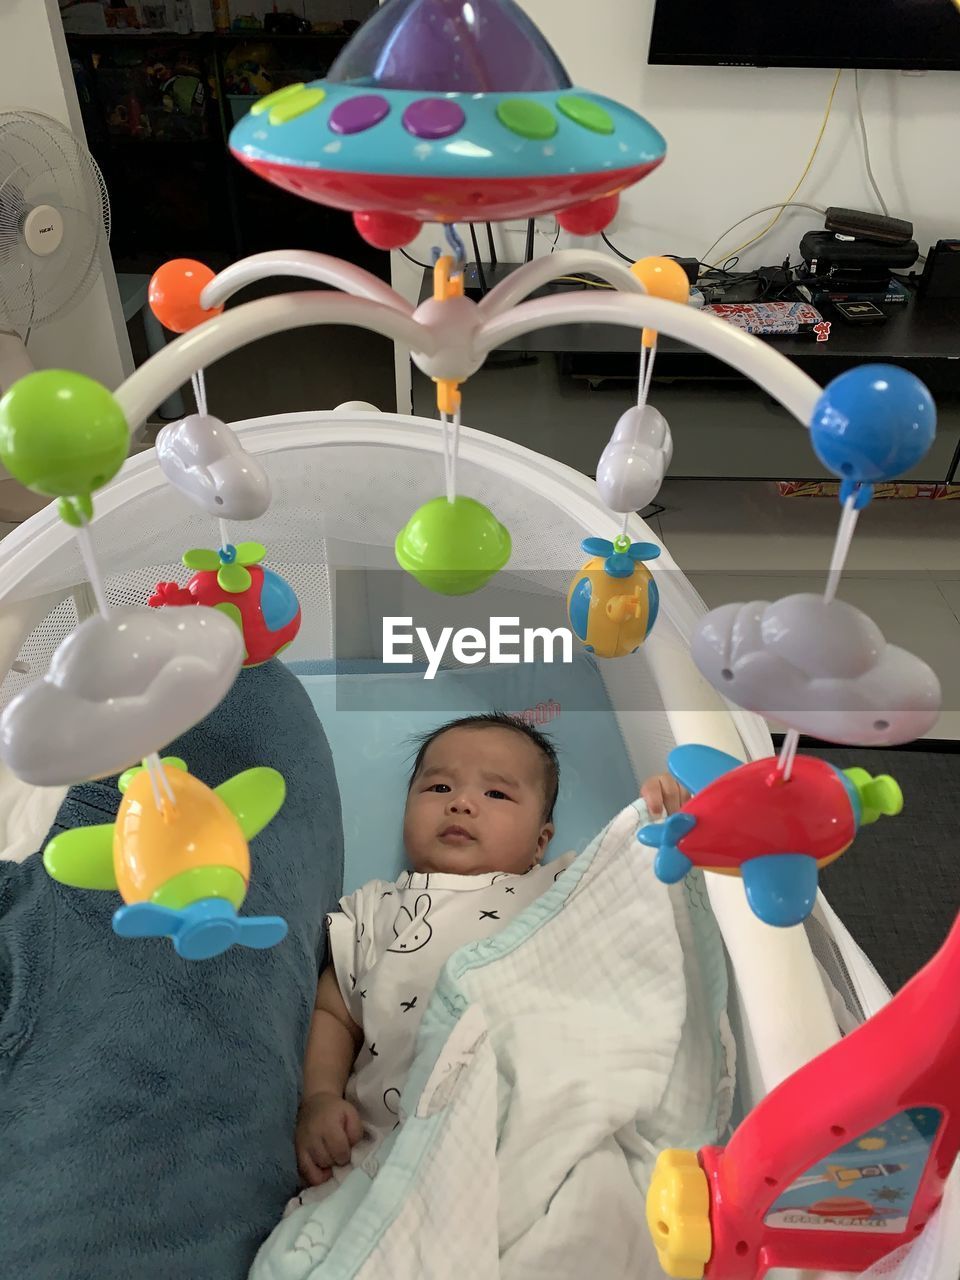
[
  {"left": 191, "top": 369, "right": 208, "bottom": 416},
  {"left": 636, "top": 345, "right": 649, "bottom": 409},
  {"left": 449, "top": 402, "right": 462, "bottom": 503},
  {"left": 824, "top": 494, "right": 860, "bottom": 605},
  {"left": 440, "top": 411, "right": 453, "bottom": 504},
  {"left": 432, "top": 223, "right": 467, "bottom": 272},
  {"left": 642, "top": 338, "right": 657, "bottom": 405},
  {"left": 778, "top": 728, "right": 801, "bottom": 781},
  {"left": 144, "top": 755, "right": 164, "bottom": 811},
  {"left": 636, "top": 338, "right": 658, "bottom": 413},
  {"left": 143, "top": 751, "right": 176, "bottom": 812},
  {"left": 778, "top": 492, "right": 861, "bottom": 779},
  {"left": 74, "top": 520, "right": 110, "bottom": 620},
  {"left": 158, "top": 757, "right": 176, "bottom": 804}
]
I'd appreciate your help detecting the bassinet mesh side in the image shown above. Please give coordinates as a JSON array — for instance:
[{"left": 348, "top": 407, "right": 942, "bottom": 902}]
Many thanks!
[
  {"left": 0, "top": 439, "right": 645, "bottom": 693},
  {"left": 0, "top": 433, "right": 726, "bottom": 812},
  {"left": 805, "top": 908, "right": 867, "bottom": 1027},
  {"left": 0, "top": 594, "right": 79, "bottom": 709}
]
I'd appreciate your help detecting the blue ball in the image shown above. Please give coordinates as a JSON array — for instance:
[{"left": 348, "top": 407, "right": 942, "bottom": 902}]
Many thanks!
[{"left": 810, "top": 364, "right": 936, "bottom": 484}]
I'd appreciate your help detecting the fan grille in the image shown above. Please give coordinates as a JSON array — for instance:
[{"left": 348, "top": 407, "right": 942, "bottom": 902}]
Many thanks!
[{"left": 0, "top": 110, "right": 110, "bottom": 337}]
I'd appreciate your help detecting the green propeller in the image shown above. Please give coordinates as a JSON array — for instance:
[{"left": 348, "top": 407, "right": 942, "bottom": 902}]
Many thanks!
[{"left": 182, "top": 541, "right": 266, "bottom": 594}]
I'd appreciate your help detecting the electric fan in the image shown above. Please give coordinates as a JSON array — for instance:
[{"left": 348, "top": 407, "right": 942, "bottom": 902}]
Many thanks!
[{"left": 0, "top": 110, "right": 111, "bottom": 394}]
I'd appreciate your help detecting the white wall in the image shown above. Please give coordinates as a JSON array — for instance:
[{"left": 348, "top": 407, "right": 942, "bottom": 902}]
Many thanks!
[
  {"left": 1, "top": 0, "right": 132, "bottom": 388},
  {"left": 391, "top": 0, "right": 960, "bottom": 409}
]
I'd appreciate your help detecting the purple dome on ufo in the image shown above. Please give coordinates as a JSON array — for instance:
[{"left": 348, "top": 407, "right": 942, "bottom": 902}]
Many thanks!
[{"left": 328, "top": 0, "right": 572, "bottom": 93}]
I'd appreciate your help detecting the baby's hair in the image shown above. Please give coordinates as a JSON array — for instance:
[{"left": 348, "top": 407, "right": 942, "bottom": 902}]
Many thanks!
[{"left": 407, "top": 712, "right": 560, "bottom": 823}]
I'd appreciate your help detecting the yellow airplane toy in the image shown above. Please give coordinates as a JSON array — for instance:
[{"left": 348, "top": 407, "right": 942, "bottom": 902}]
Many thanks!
[{"left": 43, "top": 757, "right": 287, "bottom": 960}]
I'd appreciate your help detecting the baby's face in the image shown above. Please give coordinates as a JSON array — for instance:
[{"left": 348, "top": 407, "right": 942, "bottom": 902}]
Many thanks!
[{"left": 403, "top": 726, "right": 554, "bottom": 876}]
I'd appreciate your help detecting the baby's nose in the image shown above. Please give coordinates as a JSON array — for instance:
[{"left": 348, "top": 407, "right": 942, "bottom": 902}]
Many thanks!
[{"left": 447, "top": 793, "right": 476, "bottom": 814}]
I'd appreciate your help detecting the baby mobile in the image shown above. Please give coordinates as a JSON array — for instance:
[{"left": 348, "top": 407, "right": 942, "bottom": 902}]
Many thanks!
[
  {"left": 0, "top": 0, "right": 944, "bottom": 957},
  {"left": 0, "top": 366, "right": 289, "bottom": 958},
  {"left": 567, "top": 255, "right": 688, "bottom": 658},
  {"left": 147, "top": 260, "right": 302, "bottom": 665},
  {"left": 637, "top": 361, "right": 940, "bottom": 927}
]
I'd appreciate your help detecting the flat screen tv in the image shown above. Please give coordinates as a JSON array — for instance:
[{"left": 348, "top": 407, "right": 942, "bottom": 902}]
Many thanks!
[{"left": 648, "top": 1, "right": 960, "bottom": 70}]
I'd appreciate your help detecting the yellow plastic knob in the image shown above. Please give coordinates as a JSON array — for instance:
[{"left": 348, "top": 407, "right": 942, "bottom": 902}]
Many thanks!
[{"left": 646, "top": 1149, "right": 712, "bottom": 1280}]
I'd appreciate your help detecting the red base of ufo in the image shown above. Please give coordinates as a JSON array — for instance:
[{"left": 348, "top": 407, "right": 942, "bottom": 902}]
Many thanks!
[{"left": 231, "top": 152, "right": 662, "bottom": 244}]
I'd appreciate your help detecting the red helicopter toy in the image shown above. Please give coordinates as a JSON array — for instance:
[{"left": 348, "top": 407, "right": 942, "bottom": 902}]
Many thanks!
[{"left": 150, "top": 541, "right": 301, "bottom": 668}]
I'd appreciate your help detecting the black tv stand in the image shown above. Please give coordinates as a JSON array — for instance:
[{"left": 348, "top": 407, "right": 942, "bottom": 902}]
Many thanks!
[{"left": 412, "top": 263, "right": 960, "bottom": 483}]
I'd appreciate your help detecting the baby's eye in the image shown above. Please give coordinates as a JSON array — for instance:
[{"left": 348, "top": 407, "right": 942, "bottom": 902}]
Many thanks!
[
  {"left": 486, "top": 789, "right": 511, "bottom": 801},
  {"left": 426, "top": 783, "right": 451, "bottom": 793}
]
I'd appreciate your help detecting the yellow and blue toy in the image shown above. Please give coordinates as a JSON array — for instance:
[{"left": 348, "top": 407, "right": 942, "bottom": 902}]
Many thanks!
[
  {"left": 42, "top": 758, "right": 288, "bottom": 961},
  {"left": 567, "top": 535, "right": 660, "bottom": 659}
]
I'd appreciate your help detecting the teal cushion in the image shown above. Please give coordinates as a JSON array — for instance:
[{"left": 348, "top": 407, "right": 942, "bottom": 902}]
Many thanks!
[{"left": 0, "top": 661, "right": 343, "bottom": 1280}]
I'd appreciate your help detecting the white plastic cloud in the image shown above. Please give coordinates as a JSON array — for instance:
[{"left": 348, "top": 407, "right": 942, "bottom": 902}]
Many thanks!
[
  {"left": 595, "top": 404, "right": 673, "bottom": 513},
  {"left": 0, "top": 607, "right": 244, "bottom": 785},
  {"left": 692, "top": 593, "right": 941, "bottom": 745},
  {"left": 156, "top": 414, "right": 271, "bottom": 520}
]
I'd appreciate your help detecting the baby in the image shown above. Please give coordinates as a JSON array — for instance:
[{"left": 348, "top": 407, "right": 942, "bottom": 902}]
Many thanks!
[{"left": 295, "top": 712, "right": 686, "bottom": 1190}]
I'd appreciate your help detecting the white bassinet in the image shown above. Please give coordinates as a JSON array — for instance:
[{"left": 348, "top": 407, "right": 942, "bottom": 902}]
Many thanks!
[{"left": 0, "top": 410, "right": 956, "bottom": 1280}]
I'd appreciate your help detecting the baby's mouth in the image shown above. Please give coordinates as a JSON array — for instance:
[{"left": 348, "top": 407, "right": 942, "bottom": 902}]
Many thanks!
[{"left": 438, "top": 825, "right": 475, "bottom": 844}]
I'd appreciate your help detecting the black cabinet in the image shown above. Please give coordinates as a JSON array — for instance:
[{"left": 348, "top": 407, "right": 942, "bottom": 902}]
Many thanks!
[{"left": 66, "top": 29, "right": 386, "bottom": 276}]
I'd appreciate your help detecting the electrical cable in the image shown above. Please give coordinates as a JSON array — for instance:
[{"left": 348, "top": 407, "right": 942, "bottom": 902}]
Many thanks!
[
  {"left": 601, "top": 231, "right": 763, "bottom": 292},
  {"left": 469, "top": 222, "right": 487, "bottom": 293},
  {"left": 601, "top": 229, "right": 635, "bottom": 263},
  {"left": 701, "top": 69, "right": 841, "bottom": 267},
  {"left": 399, "top": 247, "right": 431, "bottom": 270},
  {"left": 553, "top": 275, "right": 616, "bottom": 288},
  {"left": 700, "top": 202, "right": 827, "bottom": 272},
  {"left": 485, "top": 221, "right": 497, "bottom": 268},
  {"left": 854, "top": 69, "right": 889, "bottom": 216}
]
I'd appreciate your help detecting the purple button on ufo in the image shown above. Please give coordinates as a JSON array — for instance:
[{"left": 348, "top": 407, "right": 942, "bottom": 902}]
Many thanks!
[
  {"left": 329, "top": 94, "right": 391, "bottom": 135},
  {"left": 402, "top": 98, "right": 466, "bottom": 140}
]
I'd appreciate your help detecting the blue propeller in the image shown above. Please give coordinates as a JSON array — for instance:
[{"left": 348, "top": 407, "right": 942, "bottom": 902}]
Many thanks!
[
  {"left": 637, "top": 812, "right": 698, "bottom": 884},
  {"left": 113, "top": 899, "right": 288, "bottom": 961},
  {"left": 581, "top": 536, "right": 661, "bottom": 579}
]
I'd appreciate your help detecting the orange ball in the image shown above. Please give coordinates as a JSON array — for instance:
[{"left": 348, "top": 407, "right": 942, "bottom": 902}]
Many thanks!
[
  {"left": 148, "top": 259, "right": 223, "bottom": 334},
  {"left": 630, "top": 256, "right": 691, "bottom": 305}
]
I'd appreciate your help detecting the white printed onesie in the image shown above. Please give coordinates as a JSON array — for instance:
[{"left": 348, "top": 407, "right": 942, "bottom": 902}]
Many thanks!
[{"left": 327, "top": 856, "right": 575, "bottom": 1170}]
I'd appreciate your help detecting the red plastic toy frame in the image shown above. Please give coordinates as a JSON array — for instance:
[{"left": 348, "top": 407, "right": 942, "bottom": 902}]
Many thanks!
[{"left": 698, "top": 911, "right": 960, "bottom": 1277}]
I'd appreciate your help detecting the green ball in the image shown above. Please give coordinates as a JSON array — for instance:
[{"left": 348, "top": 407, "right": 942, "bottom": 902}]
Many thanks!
[
  {"left": 0, "top": 370, "right": 129, "bottom": 498},
  {"left": 395, "top": 496, "right": 511, "bottom": 596}
]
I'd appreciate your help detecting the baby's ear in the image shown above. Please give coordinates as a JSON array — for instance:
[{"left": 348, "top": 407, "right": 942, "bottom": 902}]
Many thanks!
[{"left": 536, "top": 822, "right": 555, "bottom": 856}]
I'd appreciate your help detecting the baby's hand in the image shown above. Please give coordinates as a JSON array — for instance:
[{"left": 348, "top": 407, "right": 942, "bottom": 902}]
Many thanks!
[
  {"left": 641, "top": 773, "right": 690, "bottom": 818},
  {"left": 296, "top": 1092, "right": 364, "bottom": 1186}
]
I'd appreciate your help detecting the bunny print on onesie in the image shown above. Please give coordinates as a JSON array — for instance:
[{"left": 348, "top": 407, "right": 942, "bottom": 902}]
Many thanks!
[{"left": 325, "top": 856, "right": 574, "bottom": 1177}]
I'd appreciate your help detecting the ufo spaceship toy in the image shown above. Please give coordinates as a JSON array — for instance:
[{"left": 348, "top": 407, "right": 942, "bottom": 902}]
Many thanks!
[{"left": 228, "top": 0, "right": 666, "bottom": 248}]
